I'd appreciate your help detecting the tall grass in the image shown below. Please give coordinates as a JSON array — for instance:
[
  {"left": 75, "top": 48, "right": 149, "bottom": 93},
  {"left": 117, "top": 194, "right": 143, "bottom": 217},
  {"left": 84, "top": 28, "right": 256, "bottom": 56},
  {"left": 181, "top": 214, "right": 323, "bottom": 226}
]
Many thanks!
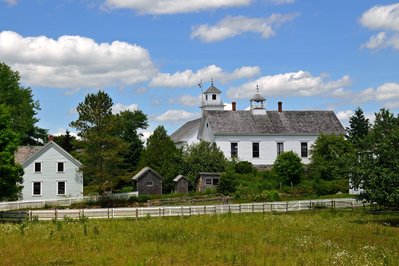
[{"left": 0, "top": 210, "right": 398, "bottom": 265}]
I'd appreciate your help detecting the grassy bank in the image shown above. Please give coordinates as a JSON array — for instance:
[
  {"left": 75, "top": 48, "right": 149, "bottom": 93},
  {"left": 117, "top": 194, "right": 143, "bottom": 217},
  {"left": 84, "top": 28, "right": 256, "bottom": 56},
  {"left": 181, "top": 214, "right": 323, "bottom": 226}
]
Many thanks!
[{"left": 0, "top": 210, "right": 398, "bottom": 265}]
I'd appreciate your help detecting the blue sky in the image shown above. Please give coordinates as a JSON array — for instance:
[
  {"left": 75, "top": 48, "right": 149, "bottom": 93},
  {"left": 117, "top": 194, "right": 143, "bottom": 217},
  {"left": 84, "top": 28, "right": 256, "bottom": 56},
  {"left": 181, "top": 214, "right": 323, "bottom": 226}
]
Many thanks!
[{"left": 1, "top": 0, "right": 399, "bottom": 139}]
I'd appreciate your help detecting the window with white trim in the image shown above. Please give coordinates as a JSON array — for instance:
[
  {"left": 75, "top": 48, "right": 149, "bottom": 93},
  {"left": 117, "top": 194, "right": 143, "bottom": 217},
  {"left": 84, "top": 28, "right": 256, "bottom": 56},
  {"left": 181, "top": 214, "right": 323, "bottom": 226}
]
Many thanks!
[
  {"left": 212, "top": 94, "right": 216, "bottom": 100},
  {"left": 231, "top": 142, "right": 238, "bottom": 158},
  {"left": 301, "top": 142, "right": 308, "bottom": 158},
  {"left": 57, "top": 181, "right": 66, "bottom": 195},
  {"left": 33, "top": 182, "right": 42, "bottom": 196},
  {"left": 252, "top": 142, "right": 259, "bottom": 158},
  {"left": 146, "top": 181, "right": 153, "bottom": 187},
  {"left": 57, "top": 162, "right": 65, "bottom": 172},
  {"left": 277, "top": 142, "right": 284, "bottom": 156},
  {"left": 205, "top": 178, "right": 212, "bottom": 185},
  {"left": 34, "top": 162, "right": 42, "bottom": 173}
]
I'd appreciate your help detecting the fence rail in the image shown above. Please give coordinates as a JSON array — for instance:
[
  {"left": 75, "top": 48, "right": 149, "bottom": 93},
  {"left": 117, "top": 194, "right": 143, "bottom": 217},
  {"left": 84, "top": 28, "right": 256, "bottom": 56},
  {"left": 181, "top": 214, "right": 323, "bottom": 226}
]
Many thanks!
[
  {"left": 0, "top": 192, "right": 139, "bottom": 211},
  {"left": 0, "top": 199, "right": 366, "bottom": 222}
]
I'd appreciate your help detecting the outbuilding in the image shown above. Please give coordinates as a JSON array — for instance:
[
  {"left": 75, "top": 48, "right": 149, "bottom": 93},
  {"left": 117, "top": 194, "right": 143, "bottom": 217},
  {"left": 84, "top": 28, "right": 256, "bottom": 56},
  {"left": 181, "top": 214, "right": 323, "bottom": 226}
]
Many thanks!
[
  {"left": 132, "top": 167, "right": 163, "bottom": 195},
  {"left": 173, "top": 175, "right": 189, "bottom": 194}
]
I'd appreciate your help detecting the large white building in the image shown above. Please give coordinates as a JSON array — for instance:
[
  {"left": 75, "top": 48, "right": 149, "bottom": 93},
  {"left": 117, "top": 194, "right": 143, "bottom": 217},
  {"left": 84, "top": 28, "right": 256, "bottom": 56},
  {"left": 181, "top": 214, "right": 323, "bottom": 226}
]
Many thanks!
[{"left": 171, "top": 83, "right": 345, "bottom": 166}]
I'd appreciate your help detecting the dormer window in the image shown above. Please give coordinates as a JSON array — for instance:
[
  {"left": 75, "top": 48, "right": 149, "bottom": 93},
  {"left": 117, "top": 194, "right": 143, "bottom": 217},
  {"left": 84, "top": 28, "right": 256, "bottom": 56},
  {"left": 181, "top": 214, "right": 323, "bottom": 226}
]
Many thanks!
[
  {"left": 205, "top": 95, "right": 208, "bottom": 100},
  {"left": 212, "top": 94, "right": 216, "bottom": 100}
]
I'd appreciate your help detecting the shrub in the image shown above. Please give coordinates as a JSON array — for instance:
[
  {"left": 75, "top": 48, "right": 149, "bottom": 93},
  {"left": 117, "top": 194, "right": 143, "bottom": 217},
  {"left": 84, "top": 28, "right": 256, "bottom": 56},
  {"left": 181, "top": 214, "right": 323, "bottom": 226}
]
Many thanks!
[
  {"left": 272, "top": 151, "right": 304, "bottom": 186},
  {"left": 218, "top": 171, "right": 238, "bottom": 194},
  {"left": 234, "top": 161, "right": 254, "bottom": 174}
]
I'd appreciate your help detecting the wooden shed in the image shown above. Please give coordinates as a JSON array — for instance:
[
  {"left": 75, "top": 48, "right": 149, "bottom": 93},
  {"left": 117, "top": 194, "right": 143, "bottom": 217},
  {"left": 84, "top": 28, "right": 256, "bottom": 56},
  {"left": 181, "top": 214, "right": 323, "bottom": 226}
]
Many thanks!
[
  {"left": 132, "top": 167, "right": 163, "bottom": 195},
  {"left": 196, "top": 172, "right": 221, "bottom": 192},
  {"left": 173, "top": 175, "right": 189, "bottom": 194}
]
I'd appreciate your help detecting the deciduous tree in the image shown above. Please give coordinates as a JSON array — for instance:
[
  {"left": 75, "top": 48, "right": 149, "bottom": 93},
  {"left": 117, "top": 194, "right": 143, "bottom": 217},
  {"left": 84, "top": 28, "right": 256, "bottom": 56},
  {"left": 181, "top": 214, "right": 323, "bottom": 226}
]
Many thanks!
[
  {"left": 272, "top": 151, "right": 304, "bottom": 186},
  {"left": 0, "top": 105, "right": 24, "bottom": 200},
  {"left": 0, "top": 62, "right": 47, "bottom": 144}
]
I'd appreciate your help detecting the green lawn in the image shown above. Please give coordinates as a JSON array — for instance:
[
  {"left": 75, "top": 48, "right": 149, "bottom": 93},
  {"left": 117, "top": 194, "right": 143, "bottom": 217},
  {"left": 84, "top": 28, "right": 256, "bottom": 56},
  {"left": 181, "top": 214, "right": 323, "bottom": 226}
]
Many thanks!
[{"left": 0, "top": 209, "right": 398, "bottom": 265}]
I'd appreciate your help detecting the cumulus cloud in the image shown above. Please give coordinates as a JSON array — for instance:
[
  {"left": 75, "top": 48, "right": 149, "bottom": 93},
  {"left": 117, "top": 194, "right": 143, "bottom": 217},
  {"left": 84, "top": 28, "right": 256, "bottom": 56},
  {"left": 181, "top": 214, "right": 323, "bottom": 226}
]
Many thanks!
[
  {"left": 360, "top": 3, "right": 399, "bottom": 32},
  {"left": 151, "top": 65, "right": 260, "bottom": 88},
  {"left": 191, "top": 13, "right": 297, "bottom": 42},
  {"left": 360, "top": 4, "right": 399, "bottom": 50},
  {"left": 112, "top": 103, "right": 139, "bottom": 114},
  {"left": 227, "top": 70, "right": 351, "bottom": 99},
  {"left": 0, "top": 31, "right": 157, "bottom": 89},
  {"left": 155, "top": 109, "right": 200, "bottom": 123},
  {"left": 103, "top": 0, "right": 251, "bottom": 15}
]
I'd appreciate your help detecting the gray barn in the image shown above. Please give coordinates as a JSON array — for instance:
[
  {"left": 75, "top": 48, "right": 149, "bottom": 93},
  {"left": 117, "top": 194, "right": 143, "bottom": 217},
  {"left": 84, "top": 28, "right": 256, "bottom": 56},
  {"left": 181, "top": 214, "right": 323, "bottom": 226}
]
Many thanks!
[{"left": 132, "top": 167, "right": 163, "bottom": 195}]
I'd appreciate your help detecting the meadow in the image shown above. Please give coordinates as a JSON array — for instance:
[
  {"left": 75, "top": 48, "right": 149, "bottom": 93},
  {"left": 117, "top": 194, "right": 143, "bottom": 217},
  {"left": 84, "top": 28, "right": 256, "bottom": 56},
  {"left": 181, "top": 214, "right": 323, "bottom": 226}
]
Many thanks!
[{"left": 0, "top": 209, "right": 398, "bottom": 265}]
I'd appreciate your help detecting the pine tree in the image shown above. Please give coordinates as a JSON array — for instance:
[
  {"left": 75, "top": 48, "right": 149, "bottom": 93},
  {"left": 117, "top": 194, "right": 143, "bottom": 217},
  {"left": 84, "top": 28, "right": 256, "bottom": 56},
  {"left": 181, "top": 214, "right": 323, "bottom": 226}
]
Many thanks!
[{"left": 346, "top": 107, "right": 370, "bottom": 149}]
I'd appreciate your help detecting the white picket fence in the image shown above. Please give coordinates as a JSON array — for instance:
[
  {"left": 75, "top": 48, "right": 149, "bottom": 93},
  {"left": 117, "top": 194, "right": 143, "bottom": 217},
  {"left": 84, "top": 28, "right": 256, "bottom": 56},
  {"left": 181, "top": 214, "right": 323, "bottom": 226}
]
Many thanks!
[
  {"left": 18, "top": 198, "right": 365, "bottom": 221},
  {"left": 0, "top": 192, "right": 139, "bottom": 211}
]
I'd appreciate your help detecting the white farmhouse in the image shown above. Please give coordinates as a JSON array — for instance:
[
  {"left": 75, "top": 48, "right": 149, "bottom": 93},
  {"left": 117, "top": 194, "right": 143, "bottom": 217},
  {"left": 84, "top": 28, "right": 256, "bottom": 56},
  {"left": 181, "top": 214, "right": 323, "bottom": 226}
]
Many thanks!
[
  {"left": 171, "top": 83, "right": 346, "bottom": 167},
  {"left": 15, "top": 140, "right": 83, "bottom": 200}
]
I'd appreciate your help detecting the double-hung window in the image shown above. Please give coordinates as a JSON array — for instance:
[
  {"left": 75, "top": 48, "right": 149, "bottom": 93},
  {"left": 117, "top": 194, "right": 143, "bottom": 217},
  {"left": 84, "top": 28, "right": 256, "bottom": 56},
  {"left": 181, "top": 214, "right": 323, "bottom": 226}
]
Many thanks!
[
  {"left": 277, "top": 142, "right": 284, "bottom": 156},
  {"left": 57, "top": 162, "right": 65, "bottom": 172},
  {"left": 231, "top": 142, "right": 238, "bottom": 158},
  {"left": 33, "top": 182, "right": 42, "bottom": 196},
  {"left": 57, "top": 181, "right": 66, "bottom": 195},
  {"left": 34, "top": 162, "right": 42, "bottom": 173},
  {"left": 301, "top": 142, "right": 308, "bottom": 158},
  {"left": 252, "top": 142, "right": 260, "bottom": 158}
]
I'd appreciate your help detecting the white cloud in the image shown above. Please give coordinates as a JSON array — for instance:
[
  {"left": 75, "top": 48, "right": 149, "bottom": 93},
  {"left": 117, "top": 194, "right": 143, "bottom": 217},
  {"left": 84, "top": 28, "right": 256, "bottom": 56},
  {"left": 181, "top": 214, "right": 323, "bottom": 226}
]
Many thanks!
[
  {"left": 112, "top": 103, "right": 139, "bottom": 114},
  {"left": 155, "top": 109, "right": 200, "bottom": 123},
  {"left": 151, "top": 65, "right": 260, "bottom": 88},
  {"left": 360, "top": 4, "right": 399, "bottom": 50},
  {"left": 3, "top": 0, "right": 17, "bottom": 6},
  {"left": 362, "top": 32, "right": 399, "bottom": 50},
  {"left": 103, "top": 0, "right": 251, "bottom": 15},
  {"left": 336, "top": 110, "right": 354, "bottom": 123},
  {"left": 0, "top": 31, "right": 157, "bottom": 89},
  {"left": 227, "top": 70, "right": 351, "bottom": 99},
  {"left": 170, "top": 94, "right": 202, "bottom": 107},
  {"left": 191, "top": 13, "right": 297, "bottom": 42},
  {"left": 360, "top": 3, "right": 399, "bottom": 32}
]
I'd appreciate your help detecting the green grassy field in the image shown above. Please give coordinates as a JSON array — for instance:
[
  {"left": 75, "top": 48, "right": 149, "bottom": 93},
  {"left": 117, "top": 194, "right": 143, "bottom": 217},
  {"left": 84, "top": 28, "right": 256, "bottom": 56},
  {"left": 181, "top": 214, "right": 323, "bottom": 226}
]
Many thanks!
[{"left": 0, "top": 209, "right": 398, "bottom": 265}]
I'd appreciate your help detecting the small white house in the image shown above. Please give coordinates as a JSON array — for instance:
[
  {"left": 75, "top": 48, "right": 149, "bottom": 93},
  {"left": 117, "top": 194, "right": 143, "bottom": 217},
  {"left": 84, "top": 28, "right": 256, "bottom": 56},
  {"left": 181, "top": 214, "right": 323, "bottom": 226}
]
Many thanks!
[
  {"left": 171, "top": 83, "right": 346, "bottom": 167},
  {"left": 15, "top": 141, "right": 83, "bottom": 201}
]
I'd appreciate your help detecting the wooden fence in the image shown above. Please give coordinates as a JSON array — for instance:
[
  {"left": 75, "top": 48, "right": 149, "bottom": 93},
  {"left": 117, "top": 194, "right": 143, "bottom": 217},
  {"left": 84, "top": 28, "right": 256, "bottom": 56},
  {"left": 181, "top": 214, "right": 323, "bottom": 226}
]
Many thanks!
[
  {"left": 0, "top": 198, "right": 365, "bottom": 222},
  {"left": 0, "top": 192, "right": 139, "bottom": 211}
]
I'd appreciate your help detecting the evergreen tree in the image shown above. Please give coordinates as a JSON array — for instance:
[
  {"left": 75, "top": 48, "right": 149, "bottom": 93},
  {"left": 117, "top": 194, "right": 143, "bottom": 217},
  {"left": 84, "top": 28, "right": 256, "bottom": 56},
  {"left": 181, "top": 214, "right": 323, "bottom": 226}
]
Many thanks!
[
  {"left": 346, "top": 107, "right": 370, "bottom": 149},
  {"left": 53, "top": 130, "right": 75, "bottom": 153},
  {"left": 0, "top": 105, "right": 24, "bottom": 200},
  {"left": 139, "top": 126, "right": 180, "bottom": 193},
  {"left": 70, "top": 91, "right": 128, "bottom": 191},
  {"left": 0, "top": 62, "right": 47, "bottom": 144}
]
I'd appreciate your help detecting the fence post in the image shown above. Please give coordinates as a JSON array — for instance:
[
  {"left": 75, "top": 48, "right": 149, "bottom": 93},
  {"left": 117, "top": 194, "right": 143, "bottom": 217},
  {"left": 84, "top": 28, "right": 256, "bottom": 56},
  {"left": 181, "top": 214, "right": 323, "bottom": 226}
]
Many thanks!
[
  {"left": 239, "top": 204, "right": 241, "bottom": 213},
  {"left": 252, "top": 203, "right": 254, "bottom": 213},
  {"left": 189, "top": 206, "right": 191, "bottom": 216},
  {"left": 204, "top": 206, "right": 206, "bottom": 215},
  {"left": 55, "top": 209, "right": 58, "bottom": 221},
  {"left": 112, "top": 208, "right": 114, "bottom": 219},
  {"left": 135, "top": 208, "right": 138, "bottom": 220},
  {"left": 181, "top": 206, "right": 184, "bottom": 216},
  {"left": 286, "top": 202, "right": 289, "bottom": 212},
  {"left": 107, "top": 209, "right": 110, "bottom": 219}
]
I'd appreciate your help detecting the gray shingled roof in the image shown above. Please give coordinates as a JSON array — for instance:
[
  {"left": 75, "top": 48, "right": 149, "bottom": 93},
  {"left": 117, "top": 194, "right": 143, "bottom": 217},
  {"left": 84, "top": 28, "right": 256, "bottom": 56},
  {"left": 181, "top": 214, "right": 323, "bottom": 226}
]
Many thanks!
[
  {"left": 15, "top": 146, "right": 43, "bottom": 165},
  {"left": 170, "top": 118, "right": 201, "bottom": 143},
  {"left": 204, "top": 110, "right": 345, "bottom": 135},
  {"left": 132, "top": 167, "right": 163, "bottom": 181},
  {"left": 203, "top": 85, "right": 221, "bottom": 94}
]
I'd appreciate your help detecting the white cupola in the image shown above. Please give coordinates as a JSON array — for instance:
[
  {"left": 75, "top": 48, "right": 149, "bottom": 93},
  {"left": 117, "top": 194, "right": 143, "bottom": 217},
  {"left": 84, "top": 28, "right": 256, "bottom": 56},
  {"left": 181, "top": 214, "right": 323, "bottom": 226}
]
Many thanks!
[
  {"left": 250, "top": 85, "right": 266, "bottom": 115},
  {"left": 201, "top": 80, "right": 225, "bottom": 111}
]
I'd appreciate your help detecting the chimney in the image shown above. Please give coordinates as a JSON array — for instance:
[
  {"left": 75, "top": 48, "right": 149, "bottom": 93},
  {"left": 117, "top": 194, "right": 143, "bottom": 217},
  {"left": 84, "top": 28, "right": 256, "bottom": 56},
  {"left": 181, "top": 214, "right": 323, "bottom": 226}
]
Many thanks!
[
  {"left": 278, "top": 101, "right": 282, "bottom": 112},
  {"left": 48, "top": 135, "right": 54, "bottom": 142},
  {"left": 232, "top": 101, "right": 236, "bottom": 111}
]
